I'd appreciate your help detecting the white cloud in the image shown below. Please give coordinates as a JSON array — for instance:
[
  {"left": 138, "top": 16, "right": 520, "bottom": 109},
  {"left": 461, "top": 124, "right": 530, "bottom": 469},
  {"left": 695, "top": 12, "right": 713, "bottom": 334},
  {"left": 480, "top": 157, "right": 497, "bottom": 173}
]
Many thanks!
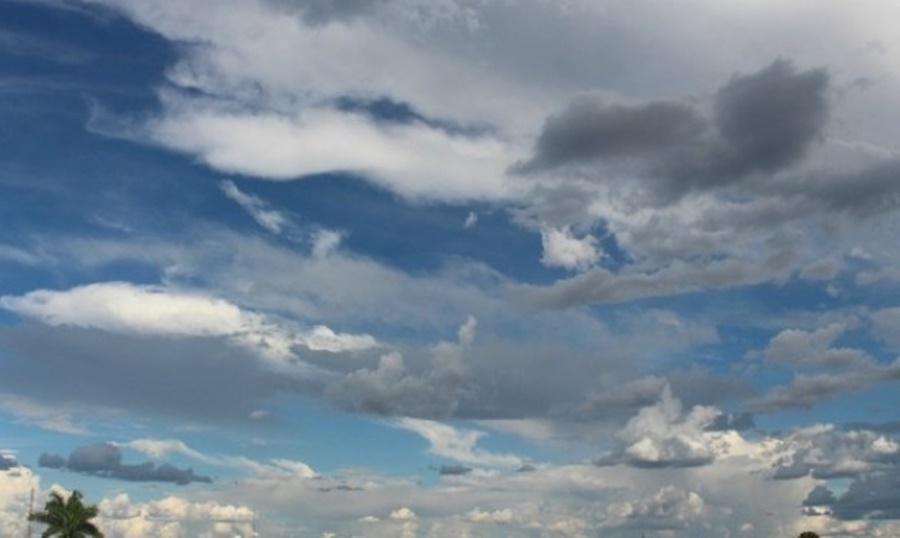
[
  {"left": 114, "top": 438, "right": 219, "bottom": 465},
  {"left": 0, "top": 463, "right": 39, "bottom": 538},
  {"left": 310, "top": 229, "right": 343, "bottom": 259},
  {"left": 540, "top": 226, "right": 601, "bottom": 271},
  {"left": 220, "top": 180, "right": 289, "bottom": 235},
  {"left": 604, "top": 385, "right": 720, "bottom": 467},
  {"left": 395, "top": 418, "right": 523, "bottom": 469},
  {"left": 0, "top": 282, "right": 378, "bottom": 365}
]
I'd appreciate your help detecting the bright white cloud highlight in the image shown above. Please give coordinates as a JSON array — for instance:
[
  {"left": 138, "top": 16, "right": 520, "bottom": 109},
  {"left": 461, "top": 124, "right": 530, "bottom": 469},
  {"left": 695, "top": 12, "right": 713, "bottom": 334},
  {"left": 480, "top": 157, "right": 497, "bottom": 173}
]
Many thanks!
[
  {"left": 540, "top": 226, "right": 601, "bottom": 271},
  {"left": 0, "top": 282, "right": 378, "bottom": 364}
]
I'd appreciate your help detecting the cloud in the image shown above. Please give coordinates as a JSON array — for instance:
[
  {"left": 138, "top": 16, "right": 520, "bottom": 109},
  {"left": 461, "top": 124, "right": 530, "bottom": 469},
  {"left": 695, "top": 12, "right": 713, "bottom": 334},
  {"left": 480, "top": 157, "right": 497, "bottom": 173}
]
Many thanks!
[
  {"left": 464, "top": 211, "right": 478, "bottom": 229},
  {"left": 325, "top": 317, "right": 475, "bottom": 418},
  {"left": 396, "top": 418, "right": 523, "bottom": 469},
  {"left": 519, "top": 247, "right": 793, "bottom": 308},
  {"left": 769, "top": 424, "right": 900, "bottom": 481},
  {"left": 604, "top": 485, "right": 707, "bottom": 531},
  {"left": 326, "top": 351, "right": 465, "bottom": 418},
  {"left": 37, "top": 453, "right": 66, "bottom": 469},
  {"left": 520, "top": 99, "right": 705, "bottom": 172},
  {"left": 761, "top": 322, "right": 870, "bottom": 369},
  {"left": 540, "top": 226, "right": 601, "bottom": 271},
  {"left": 138, "top": 90, "right": 517, "bottom": 202},
  {"left": 40, "top": 443, "right": 211, "bottom": 485},
  {"left": 519, "top": 60, "right": 829, "bottom": 202},
  {"left": 706, "top": 412, "right": 756, "bottom": 432},
  {"left": 596, "top": 385, "right": 719, "bottom": 468},
  {"left": 749, "top": 358, "right": 900, "bottom": 413},
  {"left": 95, "top": 493, "right": 256, "bottom": 537},
  {"left": 0, "top": 281, "right": 377, "bottom": 365},
  {"left": 436, "top": 464, "right": 472, "bottom": 476},
  {"left": 0, "top": 391, "right": 90, "bottom": 434},
  {"left": 220, "top": 179, "right": 289, "bottom": 234},
  {"left": 0, "top": 454, "right": 18, "bottom": 471},
  {"left": 113, "top": 438, "right": 218, "bottom": 465}
]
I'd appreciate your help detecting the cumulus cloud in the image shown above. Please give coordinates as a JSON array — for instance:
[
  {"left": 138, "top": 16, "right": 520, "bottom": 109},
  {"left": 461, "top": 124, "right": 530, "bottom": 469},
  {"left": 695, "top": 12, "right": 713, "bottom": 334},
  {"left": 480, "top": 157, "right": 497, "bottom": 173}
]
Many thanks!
[
  {"left": 39, "top": 443, "right": 212, "bottom": 485},
  {"left": 96, "top": 493, "right": 256, "bottom": 537},
  {"left": 540, "top": 225, "right": 601, "bottom": 271},
  {"left": 596, "top": 385, "right": 719, "bottom": 468},
  {"left": 604, "top": 485, "right": 707, "bottom": 531}
]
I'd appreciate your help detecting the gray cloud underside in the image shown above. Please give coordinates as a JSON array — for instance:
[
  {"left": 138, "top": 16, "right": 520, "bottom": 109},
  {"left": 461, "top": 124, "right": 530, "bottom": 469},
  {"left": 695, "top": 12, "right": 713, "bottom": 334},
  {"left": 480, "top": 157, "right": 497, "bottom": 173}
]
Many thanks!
[
  {"left": 749, "top": 359, "right": 900, "bottom": 413},
  {"left": 520, "top": 60, "right": 830, "bottom": 202},
  {"left": 0, "top": 324, "right": 315, "bottom": 424},
  {"left": 803, "top": 466, "right": 900, "bottom": 521},
  {"left": 40, "top": 442, "right": 211, "bottom": 485},
  {"left": 0, "top": 454, "right": 18, "bottom": 471}
]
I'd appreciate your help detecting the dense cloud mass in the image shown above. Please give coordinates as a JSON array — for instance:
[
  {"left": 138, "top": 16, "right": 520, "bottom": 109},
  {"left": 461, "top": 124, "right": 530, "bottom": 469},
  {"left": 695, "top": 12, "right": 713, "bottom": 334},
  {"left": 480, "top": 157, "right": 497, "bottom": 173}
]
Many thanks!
[
  {"left": 2, "top": 0, "right": 900, "bottom": 536},
  {"left": 40, "top": 444, "right": 211, "bottom": 485},
  {"left": 520, "top": 60, "right": 831, "bottom": 202}
]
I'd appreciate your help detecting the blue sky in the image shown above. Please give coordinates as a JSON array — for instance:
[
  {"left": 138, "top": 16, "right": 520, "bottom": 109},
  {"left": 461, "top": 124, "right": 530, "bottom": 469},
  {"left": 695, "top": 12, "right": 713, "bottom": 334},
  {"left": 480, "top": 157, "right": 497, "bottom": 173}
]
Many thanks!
[{"left": 2, "top": 0, "right": 900, "bottom": 536}]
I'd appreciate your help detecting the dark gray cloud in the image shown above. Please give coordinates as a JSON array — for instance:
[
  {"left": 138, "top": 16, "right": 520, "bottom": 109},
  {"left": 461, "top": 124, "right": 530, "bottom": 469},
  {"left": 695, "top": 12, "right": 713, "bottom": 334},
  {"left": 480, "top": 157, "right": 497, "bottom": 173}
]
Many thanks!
[
  {"left": 519, "top": 59, "right": 831, "bottom": 202},
  {"left": 711, "top": 59, "right": 828, "bottom": 178},
  {"left": 39, "top": 443, "right": 211, "bottom": 485},
  {"left": 830, "top": 468, "right": 900, "bottom": 520},
  {"left": 0, "top": 454, "right": 18, "bottom": 470},
  {"left": 705, "top": 412, "right": 755, "bottom": 432},
  {"left": 436, "top": 464, "right": 472, "bottom": 476},
  {"left": 594, "top": 450, "right": 713, "bottom": 469},
  {"left": 68, "top": 442, "right": 121, "bottom": 473},
  {"left": 0, "top": 324, "right": 316, "bottom": 424},
  {"left": 37, "top": 452, "right": 66, "bottom": 469},
  {"left": 803, "top": 485, "right": 837, "bottom": 507},
  {"left": 518, "top": 100, "right": 705, "bottom": 172}
]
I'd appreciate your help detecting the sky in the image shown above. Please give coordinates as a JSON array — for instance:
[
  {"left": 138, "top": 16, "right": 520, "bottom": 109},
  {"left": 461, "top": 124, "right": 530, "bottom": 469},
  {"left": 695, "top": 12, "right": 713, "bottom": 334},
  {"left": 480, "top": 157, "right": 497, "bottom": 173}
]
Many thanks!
[{"left": 1, "top": 0, "right": 900, "bottom": 536}]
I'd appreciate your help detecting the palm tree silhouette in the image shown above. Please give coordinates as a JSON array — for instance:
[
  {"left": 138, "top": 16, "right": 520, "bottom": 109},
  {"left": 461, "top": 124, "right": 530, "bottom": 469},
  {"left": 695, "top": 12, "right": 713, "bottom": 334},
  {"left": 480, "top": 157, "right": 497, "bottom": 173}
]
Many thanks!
[{"left": 28, "top": 490, "right": 104, "bottom": 538}]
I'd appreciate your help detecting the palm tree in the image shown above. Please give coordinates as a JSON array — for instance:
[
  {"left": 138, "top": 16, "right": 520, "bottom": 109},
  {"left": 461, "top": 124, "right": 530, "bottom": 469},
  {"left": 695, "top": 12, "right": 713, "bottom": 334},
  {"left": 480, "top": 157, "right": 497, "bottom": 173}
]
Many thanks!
[{"left": 28, "top": 490, "right": 104, "bottom": 538}]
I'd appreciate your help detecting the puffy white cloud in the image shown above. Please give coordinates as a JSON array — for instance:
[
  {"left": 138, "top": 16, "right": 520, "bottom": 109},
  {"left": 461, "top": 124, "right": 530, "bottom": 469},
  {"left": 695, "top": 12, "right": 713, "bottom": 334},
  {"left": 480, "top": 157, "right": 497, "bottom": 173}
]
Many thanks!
[
  {"left": 540, "top": 226, "right": 601, "bottom": 271},
  {"left": 598, "top": 385, "right": 719, "bottom": 468},
  {"left": 95, "top": 493, "right": 256, "bottom": 538},
  {"left": 0, "top": 462, "right": 39, "bottom": 538}
]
